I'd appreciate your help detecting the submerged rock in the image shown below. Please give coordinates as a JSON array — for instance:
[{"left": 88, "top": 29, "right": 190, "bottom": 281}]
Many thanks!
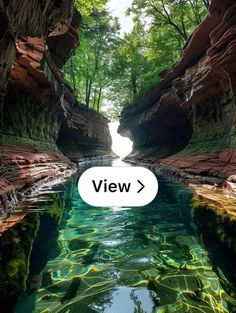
[
  {"left": 223, "top": 175, "right": 236, "bottom": 195},
  {"left": 61, "top": 277, "right": 81, "bottom": 303}
]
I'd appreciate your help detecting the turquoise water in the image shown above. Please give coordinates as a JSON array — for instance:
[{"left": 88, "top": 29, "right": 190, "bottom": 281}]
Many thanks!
[{"left": 13, "top": 160, "right": 236, "bottom": 313}]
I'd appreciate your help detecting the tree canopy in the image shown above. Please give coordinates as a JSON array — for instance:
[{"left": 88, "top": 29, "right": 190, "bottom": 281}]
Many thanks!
[{"left": 64, "top": 0, "right": 209, "bottom": 119}]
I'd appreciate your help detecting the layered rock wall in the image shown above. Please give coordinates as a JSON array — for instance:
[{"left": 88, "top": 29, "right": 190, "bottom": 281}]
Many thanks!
[
  {"left": 0, "top": 0, "right": 112, "bottom": 214},
  {"left": 119, "top": 0, "right": 236, "bottom": 183},
  {"left": 57, "top": 103, "right": 112, "bottom": 161}
]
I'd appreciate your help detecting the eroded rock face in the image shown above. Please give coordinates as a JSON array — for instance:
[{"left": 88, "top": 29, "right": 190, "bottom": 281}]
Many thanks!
[
  {"left": 0, "top": 145, "right": 76, "bottom": 215},
  {"left": 0, "top": 1, "right": 112, "bottom": 214},
  {"left": 119, "top": 0, "right": 236, "bottom": 182},
  {"left": 0, "top": 0, "right": 75, "bottom": 94},
  {"left": 57, "top": 104, "right": 112, "bottom": 161}
]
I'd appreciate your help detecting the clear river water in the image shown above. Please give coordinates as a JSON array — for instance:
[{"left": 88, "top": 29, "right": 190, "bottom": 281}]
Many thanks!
[{"left": 13, "top": 159, "right": 236, "bottom": 313}]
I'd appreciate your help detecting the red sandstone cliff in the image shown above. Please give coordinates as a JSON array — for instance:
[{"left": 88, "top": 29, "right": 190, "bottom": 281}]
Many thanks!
[
  {"left": 0, "top": 1, "right": 112, "bottom": 214},
  {"left": 119, "top": 0, "right": 236, "bottom": 184}
]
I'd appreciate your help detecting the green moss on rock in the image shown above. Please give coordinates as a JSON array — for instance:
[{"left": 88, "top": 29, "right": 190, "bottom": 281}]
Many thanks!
[
  {"left": 191, "top": 194, "right": 236, "bottom": 285},
  {"left": 0, "top": 214, "right": 40, "bottom": 313}
]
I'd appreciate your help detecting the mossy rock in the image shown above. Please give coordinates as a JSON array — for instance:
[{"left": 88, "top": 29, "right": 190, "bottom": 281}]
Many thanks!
[
  {"left": 61, "top": 277, "right": 81, "bottom": 303},
  {"left": 0, "top": 214, "right": 40, "bottom": 312}
]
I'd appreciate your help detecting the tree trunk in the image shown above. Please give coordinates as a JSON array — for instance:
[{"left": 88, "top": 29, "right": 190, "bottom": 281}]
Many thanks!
[
  {"left": 93, "top": 88, "right": 97, "bottom": 110},
  {"left": 189, "top": 0, "right": 202, "bottom": 25},
  {"left": 85, "top": 79, "right": 92, "bottom": 107},
  {"left": 70, "top": 59, "right": 76, "bottom": 93},
  {"left": 97, "top": 86, "right": 102, "bottom": 112}
]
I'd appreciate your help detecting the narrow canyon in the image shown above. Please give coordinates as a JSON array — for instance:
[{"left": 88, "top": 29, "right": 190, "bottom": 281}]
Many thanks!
[{"left": 0, "top": 0, "right": 236, "bottom": 312}]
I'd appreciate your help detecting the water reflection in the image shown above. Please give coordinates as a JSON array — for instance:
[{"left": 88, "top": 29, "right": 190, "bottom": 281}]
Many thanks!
[
  {"left": 90, "top": 287, "right": 156, "bottom": 313},
  {"left": 3, "top": 160, "right": 235, "bottom": 313}
]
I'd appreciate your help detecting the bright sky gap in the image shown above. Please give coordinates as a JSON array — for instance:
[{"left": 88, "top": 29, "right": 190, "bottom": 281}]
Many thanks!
[{"left": 108, "top": 0, "right": 134, "bottom": 36}]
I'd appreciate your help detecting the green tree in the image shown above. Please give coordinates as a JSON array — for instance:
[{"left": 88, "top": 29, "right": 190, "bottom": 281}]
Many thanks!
[
  {"left": 119, "top": 0, "right": 208, "bottom": 105},
  {"left": 75, "top": 0, "right": 107, "bottom": 17},
  {"left": 65, "top": 0, "right": 209, "bottom": 118},
  {"left": 64, "top": 9, "right": 121, "bottom": 111},
  {"left": 105, "top": 0, "right": 208, "bottom": 114}
]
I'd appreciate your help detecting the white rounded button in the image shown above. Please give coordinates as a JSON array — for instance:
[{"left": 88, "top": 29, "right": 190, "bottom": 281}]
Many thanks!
[{"left": 78, "top": 166, "right": 158, "bottom": 207}]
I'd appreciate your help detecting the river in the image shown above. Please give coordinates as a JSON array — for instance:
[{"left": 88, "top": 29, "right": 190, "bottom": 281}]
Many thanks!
[{"left": 10, "top": 159, "right": 235, "bottom": 313}]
